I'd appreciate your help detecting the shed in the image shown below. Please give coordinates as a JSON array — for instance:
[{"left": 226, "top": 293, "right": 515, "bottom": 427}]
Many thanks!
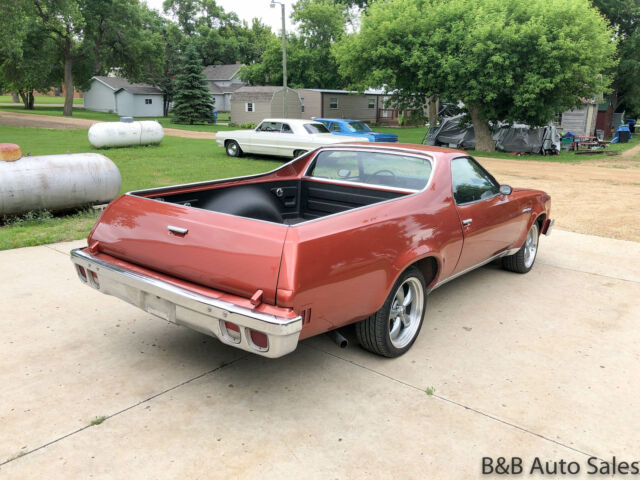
[
  {"left": 83, "top": 76, "right": 163, "bottom": 117},
  {"left": 557, "top": 99, "right": 598, "bottom": 137},
  {"left": 596, "top": 99, "right": 615, "bottom": 139},
  {"left": 230, "top": 86, "right": 302, "bottom": 124},
  {"left": 203, "top": 63, "right": 245, "bottom": 111}
]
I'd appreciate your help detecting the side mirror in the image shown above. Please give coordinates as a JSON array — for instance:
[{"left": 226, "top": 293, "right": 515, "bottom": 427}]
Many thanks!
[{"left": 499, "top": 185, "right": 512, "bottom": 195}]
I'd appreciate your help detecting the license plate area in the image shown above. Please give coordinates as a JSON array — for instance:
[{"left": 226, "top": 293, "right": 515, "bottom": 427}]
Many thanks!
[{"left": 143, "top": 292, "right": 176, "bottom": 322}]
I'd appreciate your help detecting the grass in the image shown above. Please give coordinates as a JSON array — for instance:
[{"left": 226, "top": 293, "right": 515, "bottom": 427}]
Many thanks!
[
  {"left": 0, "top": 105, "right": 236, "bottom": 133},
  {"left": 375, "top": 126, "right": 429, "bottom": 144},
  {"left": 90, "top": 415, "right": 108, "bottom": 426},
  {"left": 0, "top": 95, "right": 83, "bottom": 105},
  {"left": 425, "top": 386, "right": 436, "bottom": 396},
  {"left": 0, "top": 125, "right": 286, "bottom": 250}
]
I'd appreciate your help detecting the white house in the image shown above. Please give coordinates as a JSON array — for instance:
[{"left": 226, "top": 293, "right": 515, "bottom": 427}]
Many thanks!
[
  {"left": 202, "top": 63, "right": 245, "bottom": 112},
  {"left": 83, "top": 76, "right": 164, "bottom": 117}
]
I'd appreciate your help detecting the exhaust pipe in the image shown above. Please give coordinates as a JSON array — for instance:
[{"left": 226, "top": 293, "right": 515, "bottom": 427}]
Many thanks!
[{"left": 327, "top": 329, "right": 348, "bottom": 348}]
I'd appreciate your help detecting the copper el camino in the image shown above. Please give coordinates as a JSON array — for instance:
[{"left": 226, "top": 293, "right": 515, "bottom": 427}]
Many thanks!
[{"left": 71, "top": 144, "right": 553, "bottom": 358}]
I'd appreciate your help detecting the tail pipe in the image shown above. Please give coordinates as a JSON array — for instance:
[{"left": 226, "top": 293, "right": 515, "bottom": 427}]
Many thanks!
[{"left": 327, "top": 329, "right": 348, "bottom": 348}]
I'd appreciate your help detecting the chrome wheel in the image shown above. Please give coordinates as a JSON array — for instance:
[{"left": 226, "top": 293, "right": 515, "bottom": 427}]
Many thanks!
[
  {"left": 523, "top": 223, "right": 539, "bottom": 268},
  {"left": 388, "top": 277, "right": 424, "bottom": 349},
  {"left": 226, "top": 141, "right": 241, "bottom": 157}
]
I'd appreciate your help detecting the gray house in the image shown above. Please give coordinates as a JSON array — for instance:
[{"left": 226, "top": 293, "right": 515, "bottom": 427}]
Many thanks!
[
  {"left": 230, "top": 86, "right": 302, "bottom": 124},
  {"left": 297, "top": 89, "right": 384, "bottom": 122},
  {"left": 203, "top": 63, "right": 245, "bottom": 112},
  {"left": 83, "top": 76, "right": 163, "bottom": 117}
]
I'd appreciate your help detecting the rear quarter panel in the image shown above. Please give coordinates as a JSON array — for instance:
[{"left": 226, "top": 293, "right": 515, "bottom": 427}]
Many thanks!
[{"left": 276, "top": 158, "right": 464, "bottom": 339}]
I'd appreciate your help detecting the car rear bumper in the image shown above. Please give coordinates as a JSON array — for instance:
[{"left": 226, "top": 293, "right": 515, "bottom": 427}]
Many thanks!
[{"left": 70, "top": 248, "right": 302, "bottom": 358}]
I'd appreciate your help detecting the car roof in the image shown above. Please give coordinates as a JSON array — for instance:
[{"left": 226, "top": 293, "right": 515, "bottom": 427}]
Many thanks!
[
  {"left": 261, "top": 118, "right": 324, "bottom": 125},
  {"left": 315, "top": 118, "right": 361, "bottom": 123},
  {"left": 318, "top": 142, "right": 466, "bottom": 157}
]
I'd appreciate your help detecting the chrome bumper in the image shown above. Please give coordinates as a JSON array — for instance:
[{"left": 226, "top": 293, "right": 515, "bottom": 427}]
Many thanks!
[{"left": 70, "top": 249, "right": 302, "bottom": 358}]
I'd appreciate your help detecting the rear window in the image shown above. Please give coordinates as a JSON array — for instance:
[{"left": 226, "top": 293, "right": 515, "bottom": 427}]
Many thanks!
[
  {"left": 304, "top": 123, "right": 330, "bottom": 134},
  {"left": 308, "top": 150, "right": 432, "bottom": 190}
]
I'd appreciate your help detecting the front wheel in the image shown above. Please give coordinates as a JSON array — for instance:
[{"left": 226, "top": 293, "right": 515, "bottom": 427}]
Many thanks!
[
  {"left": 225, "top": 140, "right": 242, "bottom": 157},
  {"left": 502, "top": 222, "right": 539, "bottom": 273},
  {"left": 356, "top": 267, "right": 427, "bottom": 358}
]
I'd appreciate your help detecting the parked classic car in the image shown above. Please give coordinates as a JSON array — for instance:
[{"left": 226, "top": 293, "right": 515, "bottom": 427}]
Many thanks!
[
  {"left": 316, "top": 118, "right": 399, "bottom": 143},
  {"left": 71, "top": 144, "right": 553, "bottom": 359},
  {"left": 216, "top": 118, "right": 369, "bottom": 158}
]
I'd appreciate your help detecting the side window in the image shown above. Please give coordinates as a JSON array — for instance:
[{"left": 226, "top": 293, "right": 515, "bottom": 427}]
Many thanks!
[
  {"left": 145, "top": 98, "right": 152, "bottom": 105},
  {"left": 282, "top": 123, "right": 292, "bottom": 133},
  {"left": 245, "top": 102, "right": 254, "bottom": 112},
  {"left": 451, "top": 157, "right": 500, "bottom": 204},
  {"left": 329, "top": 97, "right": 338, "bottom": 109},
  {"left": 368, "top": 98, "right": 375, "bottom": 109},
  {"left": 258, "top": 121, "right": 283, "bottom": 132},
  {"left": 330, "top": 123, "right": 341, "bottom": 132}
]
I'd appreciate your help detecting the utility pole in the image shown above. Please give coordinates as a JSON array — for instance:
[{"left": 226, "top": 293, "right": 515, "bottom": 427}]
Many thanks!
[{"left": 271, "top": 0, "right": 287, "bottom": 117}]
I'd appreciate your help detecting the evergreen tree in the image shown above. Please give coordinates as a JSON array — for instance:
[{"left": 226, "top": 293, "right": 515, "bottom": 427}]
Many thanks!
[{"left": 171, "top": 44, "right": 214, "bottom": 124}]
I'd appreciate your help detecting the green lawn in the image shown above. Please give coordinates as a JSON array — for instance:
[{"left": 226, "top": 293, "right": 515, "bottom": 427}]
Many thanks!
[
  {"left": 0, "top": 95, "right": 83, "bottom": 105},
  {"left": 0, "top": 105, "right": 235, "bottom": 133},
  {"left": 0, "top": 125, "right": 285, "bottom": 250}
]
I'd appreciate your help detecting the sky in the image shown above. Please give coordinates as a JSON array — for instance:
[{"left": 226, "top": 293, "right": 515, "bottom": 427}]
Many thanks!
[{"left": 144, "top": 0, "right": 298, "bottom": 33}]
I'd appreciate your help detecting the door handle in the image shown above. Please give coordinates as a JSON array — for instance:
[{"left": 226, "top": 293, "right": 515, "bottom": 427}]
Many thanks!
[
  {"left": 168, "top": 225, "right": 188, "bottom": 235},
  {"left": 462, "top": 218, "right": 473, "bottom": 226}
]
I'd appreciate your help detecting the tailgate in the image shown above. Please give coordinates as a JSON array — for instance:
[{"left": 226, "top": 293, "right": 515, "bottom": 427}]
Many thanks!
[{"left": 88, "top": 195, "right": 288, "bottom": 304}]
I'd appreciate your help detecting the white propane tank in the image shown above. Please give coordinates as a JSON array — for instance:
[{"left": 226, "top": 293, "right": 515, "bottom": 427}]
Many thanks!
[
  {"left": 88, "top": 120, "right": 164, "bottom": 148},
  {"left": 0, "top": 153, "right": 122, "bottom": 216}
]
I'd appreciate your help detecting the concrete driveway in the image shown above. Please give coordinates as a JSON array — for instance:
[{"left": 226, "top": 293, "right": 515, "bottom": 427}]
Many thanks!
[{"left": 1, "top": 230, "right": 639, "bottom": 478}]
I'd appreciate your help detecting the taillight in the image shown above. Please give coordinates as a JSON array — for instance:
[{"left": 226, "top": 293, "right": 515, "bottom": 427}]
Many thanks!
[
  {"left": 221, "top": 321, "right": 241, "bottom": 343},
  {"left": 248, "top": 329, "right": 268, "bottom": 350},
  {"left": 77, "top": 265, "right": 87, "bottom": 282}
]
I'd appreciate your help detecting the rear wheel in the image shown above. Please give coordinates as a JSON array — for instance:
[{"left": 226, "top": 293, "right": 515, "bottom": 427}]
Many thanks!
[
  {"left": 502, "top": 222, "right": 539, "bottom": 273},
  {"left": 225, "top": 140, "right": 242, "bottom": 157},
  {"left": 293, "top": 149, "right": 307, "bottom": 157},
  {"left": 356, "top": 267, "right": 427, "bottom": 357}
]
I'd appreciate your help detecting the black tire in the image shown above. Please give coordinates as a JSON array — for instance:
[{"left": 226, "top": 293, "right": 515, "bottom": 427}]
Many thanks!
[
  {"left": 225, "top": 140, "right": 242, "bottom": 157},
  {"left": 502, "top": 222, "right": 539, "bottom": 274},
  {"left": 293, "top": 149, "right": 307, "bottom": 157},
  {"left": 356, "top": 266, "right": 427, "bottom": 358}
]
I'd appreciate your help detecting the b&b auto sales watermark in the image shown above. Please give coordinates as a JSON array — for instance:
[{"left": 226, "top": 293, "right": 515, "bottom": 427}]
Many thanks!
[{"left": 482, "top": 457, "right": 640, "bottom": 476}]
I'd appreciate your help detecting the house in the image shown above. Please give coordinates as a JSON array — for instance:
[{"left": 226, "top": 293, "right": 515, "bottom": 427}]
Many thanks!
[
  {"left": 297, "top": 89, "right": 384, "bottom": 122},
  {"left": 556, "top": 98, "right": 598, "bottom": 137},
  {"left": 203, "top": 63, "right": 245, "bottom": 112},
  {"left": 83, "top": 76, "right": 163, "bottom": 117},
  {"left": 297, "top": 88, "right": 427, "bottom": 125},
  {"left": 230, "top": 86, "right": 302, "bottom": 124}
]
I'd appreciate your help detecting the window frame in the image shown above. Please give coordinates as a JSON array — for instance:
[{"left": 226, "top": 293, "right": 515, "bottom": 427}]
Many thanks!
[
  {"left": 450, "top": 156, "right": 501, "bottom": 206},
  {"left": 329, "top": 97, "right": 339, "bottom": 109},
  {"left": 368, "top": 98, "right": 376, "bottom": 109},
  {"left": 245, "top": 102, "right": 254, "bottom": 113},
  {"left": 303, "top": 147, "right": 435, "bottom": 193},
  {"left": 145, "top": 98, "right": 153, "bottom": 105}
]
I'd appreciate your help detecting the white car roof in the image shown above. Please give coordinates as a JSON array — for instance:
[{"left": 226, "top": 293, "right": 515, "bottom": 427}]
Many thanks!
[{"left": 260, "top": 118, "right": 323, "bottom": 126}]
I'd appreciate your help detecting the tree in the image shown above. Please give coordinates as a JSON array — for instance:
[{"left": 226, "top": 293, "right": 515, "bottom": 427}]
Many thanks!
[
  {"left": 7, "top": 0, "right": 161, "bottom": 116},
  {"left": 171, "top": 44, "right": 214, "bottom": 124},
  {"left": 0, "top": 22, "right": 60, "bottom": 109},
  {"left": 335, "top": 0, "right": 616, "bottom": 151},
  {"left": 592, "top": 0, "right": 640, "bottom": 114},
  {"left": 242, "top": 0, "right": 347, "bottom": 89}
]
